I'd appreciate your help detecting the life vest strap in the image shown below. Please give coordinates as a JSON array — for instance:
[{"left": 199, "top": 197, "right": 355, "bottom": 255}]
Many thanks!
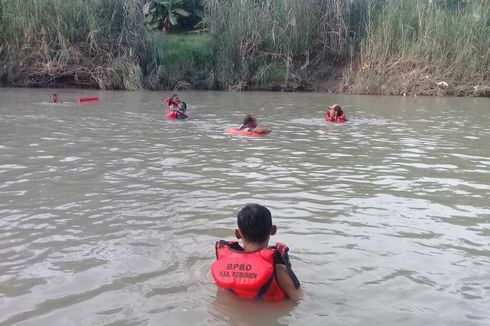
[
  {"left": 275, "top": 242, "right": 288, "bottom": 257},
  {"left": 256, "top": 272, "right": 275, "bottom": 299},
  {"left": 215, "top": 240, "right": 229, "bottom": 259}
]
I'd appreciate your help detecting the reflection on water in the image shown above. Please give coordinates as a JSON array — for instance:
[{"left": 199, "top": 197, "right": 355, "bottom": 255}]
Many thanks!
[
  {"left": 210, "top": 290, "right": 298, "bottom": 326},
  {"left": 0, "top": 88, "right": 489, "bottom": 325}
]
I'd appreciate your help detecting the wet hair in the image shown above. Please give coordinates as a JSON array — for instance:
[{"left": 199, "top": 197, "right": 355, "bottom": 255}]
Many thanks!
[
  {"left": 242, "top": 114, "right": 256, "bottom": 126},
  {"left": 178, "top": 102, "right": 187, "bottom": 111},
  {"left": 329, "top": 104, "right": 343, "bottom": 116},
  {"left": 237, "top": 204, "right": 272, "bottom": 243}
]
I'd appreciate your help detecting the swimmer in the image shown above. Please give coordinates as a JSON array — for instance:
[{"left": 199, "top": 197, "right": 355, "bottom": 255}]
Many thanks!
[
  {"left": 49, "top": 93, "right": 60, "bottom": 103},
  {"left": 176, "top": 102, "right": 188, "bottom": 119},
  {"left": 238, "top": 114, "right": 271, "bottom": 132},
  {"left": 164, "top": 93, "right": 180, "bottom": 111},
  {"left": 325, "top": 104, "right": 346, "bottom": 123},
  {"left": 238, "top": 114, "right": 258, "bottom": 131},
  {"left": 211, "top": 204, "right": 302, "bottom": 300}
]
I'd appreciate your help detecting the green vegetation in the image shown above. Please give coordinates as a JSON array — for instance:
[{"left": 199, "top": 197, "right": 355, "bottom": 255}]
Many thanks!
[
  {"left": 203, "top": 0, "right": 351, "bottom": 90},
  {"left": 0, "top": 0, "right": 150, "bottom": 89},
  {"left": 0, "top": 0, "right": 488, "bottom": 96},
  {"left": 345, "top": 0, "right": 490, "bottom": 96},
  {"left": 144, "top": 0, "right": 191, "bottom": 33},
  {"left": 203, "top": 0, "right": 490, "bottom": 95},
  {"left": 147, "top": 33, "right": 214, "bottom": 89}
]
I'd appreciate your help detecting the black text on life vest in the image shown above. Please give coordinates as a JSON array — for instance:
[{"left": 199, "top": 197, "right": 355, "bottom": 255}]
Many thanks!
[
  {"left": 227, "top": 264, "right": 252, "bottom": 271},
  {"left": 219, "top": 264, "right": 257, "bottom": 278}
]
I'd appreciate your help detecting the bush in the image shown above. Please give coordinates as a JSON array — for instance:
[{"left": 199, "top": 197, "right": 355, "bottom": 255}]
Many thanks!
[
  {"left": 0, "top": 0, "right": 151, "bottom": 89},
  {"left": 146, "top": 33, "right": 214, "bottom": 89}
]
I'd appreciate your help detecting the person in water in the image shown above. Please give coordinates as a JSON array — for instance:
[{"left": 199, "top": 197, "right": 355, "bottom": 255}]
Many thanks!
[
  {"left": 232, "top": 114, "right": 271, "bottom": 135},
  {"left": 325, "top": 104, "right": 346, "bottom": 122},
  {"left": 176, "top": 101, "right": 188, "bottom": 119},
  {"left": 211, "top": 203, "right": 302, "bottom": 300},
  {"left": 238, "top": 114, "right": 258, "bottom": 131},
  {"left": 164, "top": 93, "right": 180, "bottom": 111},
  {"left": 49, "top": 93, "right": 60, "bottom": 103}
]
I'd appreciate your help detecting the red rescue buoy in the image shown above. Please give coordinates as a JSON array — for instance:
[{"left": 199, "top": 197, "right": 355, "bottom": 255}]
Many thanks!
[
  {"left": 77, "top": 96, "right": 99, "bottom": 103},
  {"left": 226, "top": 127, "right": 271, "bottom": 136}
]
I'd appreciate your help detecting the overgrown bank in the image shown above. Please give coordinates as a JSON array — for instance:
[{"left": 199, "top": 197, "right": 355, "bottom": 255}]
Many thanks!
[
  {"left": 0, "top": 0, "right": 151, "bottom": 90},
  {"left": 1, "top": 0, "right": 489, "bottom": 96},
  {"left": 203, "top": 0, "right": 490, "bottom": 96},
  {"left": 346, "top": 0, "right": 490, "bottom": 96}
]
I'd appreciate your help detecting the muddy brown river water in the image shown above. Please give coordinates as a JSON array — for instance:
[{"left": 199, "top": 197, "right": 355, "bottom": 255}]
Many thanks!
[{"left": 0, "top": 88, "right": 489, "bottom": 325}]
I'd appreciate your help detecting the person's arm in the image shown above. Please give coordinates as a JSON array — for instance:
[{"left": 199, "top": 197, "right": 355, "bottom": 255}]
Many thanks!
[
  {"left": 274, "top": 246, "right": 302, "bottom": 300},
  {"left": 276, "top": 264, "right": 303, "bottom": 300}
]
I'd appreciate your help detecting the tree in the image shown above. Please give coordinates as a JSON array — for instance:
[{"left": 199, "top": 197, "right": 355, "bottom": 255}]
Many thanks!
[{"left": 144, "top": 0, "right": 191, "bottom": 33}]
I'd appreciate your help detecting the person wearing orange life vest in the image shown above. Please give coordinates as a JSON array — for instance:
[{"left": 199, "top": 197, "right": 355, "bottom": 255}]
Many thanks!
[
  {"left": 163, "top": 93, "right": 180, "bottom": 111},
  {"left": 164, "top": 93, "right": 189, "bottom": 120},
  {"left": 233, "top": 114, "right": 271, "bottom": 135},
  {"left": 325, "top": 104, "right": 346, "bottom": 123},
  {"left": 211, "top": 204, "right": 302, "bottom": 300},
  {"left": 175, "top": 102, "right": 188, "bottom": 119},
  {"left": 166, "top": 101, "right": 189, "bottom": 119}
]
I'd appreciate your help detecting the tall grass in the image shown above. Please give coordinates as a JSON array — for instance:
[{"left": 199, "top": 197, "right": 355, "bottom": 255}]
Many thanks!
[
  {"left": 346, "top": 0, "right": 490, "bottom": 96},
  {"left": 203, "top": 0, "right": 489, "bottom": 95},
  {"left": 203, "top": 0, "right": 353, "bottom": 90},
  {"left": 146, "top": 33, "right": 214, "bottom": 90},
  {"left": 0, "top": 0, "right": 151, "bottom": 89},
  {"left": 1, "top": 0, "right": 488, "bottom": 95}
]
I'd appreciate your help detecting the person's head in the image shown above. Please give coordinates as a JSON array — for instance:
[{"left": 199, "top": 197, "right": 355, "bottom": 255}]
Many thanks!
[
  {"left": 328, "top": 104, "right": 342, "bottom": 116},
  {"left": 170, "top": 93, "right": 180, "bottom": 105},
  {"left": 242, "top": 114, "right": 257, "bottom": 128},
  {"left": 235, "top": 204, "right": 277, "bottom": 244},
  {"left": 178, "top": 102, "right": 187, "bottom": 112},
  {"left": 50, "top": 93, "right": 59, "bottom": 103}
]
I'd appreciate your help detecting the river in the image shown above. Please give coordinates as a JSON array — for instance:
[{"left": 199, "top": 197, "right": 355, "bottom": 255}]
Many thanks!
[{"left": 0, "top": 88, "right": 489, "bottom": 325}]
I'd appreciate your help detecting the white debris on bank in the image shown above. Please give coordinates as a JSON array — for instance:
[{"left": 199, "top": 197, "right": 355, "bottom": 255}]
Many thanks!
[{"left": 436, "top": 81, "right": 449, "bottom": 88}]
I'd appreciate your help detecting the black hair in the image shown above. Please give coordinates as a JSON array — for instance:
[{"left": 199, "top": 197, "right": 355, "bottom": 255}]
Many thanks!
[
  {"left": 335, "top": 107, "right": 343, "bottom": 116},
  {"left": 242, "top": 114, "right": 256, "bottom": 126},
  {"left": 237, "top": 204, "right": 272, "bottom": 243}
]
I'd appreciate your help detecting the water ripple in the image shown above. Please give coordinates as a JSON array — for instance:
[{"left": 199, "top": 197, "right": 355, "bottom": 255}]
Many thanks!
[{"left": 1, "top": 90, "right": 489, "bottom": 325}]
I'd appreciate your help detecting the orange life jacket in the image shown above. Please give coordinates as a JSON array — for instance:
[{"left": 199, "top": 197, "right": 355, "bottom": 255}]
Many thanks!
[
  {"left": 211, "top": 241, "right": 288, "bottom": 300},
  {"left": 165, "top": 110, "right": 188, "bottom": 119},
  {"left": 325, "top": 112, "right": 346, "bottom": 123},
  {"left": 166, "top": 110, "right": 178, "bottom": 119},
  {"left": 164, "top": 97, "right": 178, "bottom": 110}
]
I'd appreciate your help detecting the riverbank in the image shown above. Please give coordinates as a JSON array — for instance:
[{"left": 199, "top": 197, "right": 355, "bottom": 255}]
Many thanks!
[
  {"left": 202, "top": 0, "right": 489, "bottom": 97},
  {"left": 0, "top": 0, "right": 150, "bottom": 90},
  {"left": 1, "top": 0, "right": 488, "bottom": 96}
]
